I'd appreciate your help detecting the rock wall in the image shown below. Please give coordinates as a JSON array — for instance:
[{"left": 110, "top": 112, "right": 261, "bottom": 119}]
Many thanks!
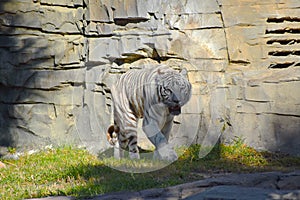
[{"left": 0, "top": 0, "right": 299, "bottom": 155}]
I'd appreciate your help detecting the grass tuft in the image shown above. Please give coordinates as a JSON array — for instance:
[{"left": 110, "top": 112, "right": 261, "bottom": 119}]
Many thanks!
[{"left": 0, "top": 143, "right": 299, "bottom": 199}]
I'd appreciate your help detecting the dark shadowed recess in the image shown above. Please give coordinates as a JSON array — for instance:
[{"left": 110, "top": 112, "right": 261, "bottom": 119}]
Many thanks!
[{"left": 0, "top": 1, "right": 49, "bottom": 152}]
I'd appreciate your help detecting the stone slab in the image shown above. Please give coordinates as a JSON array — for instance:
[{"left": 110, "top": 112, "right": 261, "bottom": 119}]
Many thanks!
[
  {"left": 23, "top": 172, "right": 300, "bottom": 200},
  {"left": 185, "top": 185, "right": 300, "bottom": 200}
]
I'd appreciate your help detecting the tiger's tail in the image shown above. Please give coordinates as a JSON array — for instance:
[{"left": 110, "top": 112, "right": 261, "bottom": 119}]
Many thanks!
[{"left": 107, "top": 125, "right": 119, "bottom": 146}]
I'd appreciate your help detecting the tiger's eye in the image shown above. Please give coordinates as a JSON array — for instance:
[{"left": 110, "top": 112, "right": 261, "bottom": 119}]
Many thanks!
[{"left": 165, "top": 89, "right": 172, "bottom": 95}]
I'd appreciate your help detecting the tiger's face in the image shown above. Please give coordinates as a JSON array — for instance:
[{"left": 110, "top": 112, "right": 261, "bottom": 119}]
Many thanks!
[{"left": 157, "top": 68, "right": 192, "bottom": 115}]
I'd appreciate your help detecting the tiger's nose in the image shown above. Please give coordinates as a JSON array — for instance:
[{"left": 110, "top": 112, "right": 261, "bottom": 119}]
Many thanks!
[{"left": 172, "top": 94, "right": 179, "bottom": 103}]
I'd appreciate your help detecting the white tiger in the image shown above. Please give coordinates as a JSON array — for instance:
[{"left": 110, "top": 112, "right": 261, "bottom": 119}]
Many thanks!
[{"left": 107, "top": 65, "right": 192, "bottom": 161}]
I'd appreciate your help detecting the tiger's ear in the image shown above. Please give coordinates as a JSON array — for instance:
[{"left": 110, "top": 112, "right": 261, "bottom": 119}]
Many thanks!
[
  {"left": 157, "top": 68, "right": 165, "bottom": 75},
  {"left": 180, "top": 68, "right": 188, "bottom": 79},
  {"left": 156, "top": 68, "right": 165, "bottom": 86}
]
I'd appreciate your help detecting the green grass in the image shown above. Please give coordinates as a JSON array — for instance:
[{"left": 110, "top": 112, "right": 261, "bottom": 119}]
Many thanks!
[{"left": 1, "top": 143, "right": 299, "bottom": 200}]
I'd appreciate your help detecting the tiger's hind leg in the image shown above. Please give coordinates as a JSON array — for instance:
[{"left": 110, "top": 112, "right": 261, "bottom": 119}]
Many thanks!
[
  {"left": 117, "top": 128, "right": 140, "bottom": 159},
  {"left": 127, "top": 133, "right": 140, "bottom": 159},
  {"left": 114, "top": 112, "right": 140, "bottom": 159},
  {"left": 114, "top": 136, "right": 123, "bottom": 160},
  {"left": 112, "top": 84, "right": 140, "bottom": 159}
]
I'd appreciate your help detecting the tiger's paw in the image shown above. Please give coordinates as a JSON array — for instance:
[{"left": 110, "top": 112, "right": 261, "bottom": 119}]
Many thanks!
[
  {"left": 129, "top": 152, "right": 140, "bottom": 160},
  {"left": 153, "top": 144, "right": 178, "bottom": 162}
]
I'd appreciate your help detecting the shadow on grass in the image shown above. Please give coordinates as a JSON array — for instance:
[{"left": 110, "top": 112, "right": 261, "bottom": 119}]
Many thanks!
[
  {"left": 59, "top": 144, "right": 300, "bottom": 198},
  {"left": 63, "top": 151, "right": 193, "bottom": 198}
]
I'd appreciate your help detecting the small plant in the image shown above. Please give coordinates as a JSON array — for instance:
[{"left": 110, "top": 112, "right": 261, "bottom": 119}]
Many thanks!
[
  {"left": 7, "top": 147, "right": 16, "bottom": 154},
  {"left": 232, "top": 136, "right": 246, "bottom": 148}
]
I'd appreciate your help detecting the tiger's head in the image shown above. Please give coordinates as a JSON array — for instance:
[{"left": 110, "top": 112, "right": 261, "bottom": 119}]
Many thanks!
[{"left": 156, "top": 67, "right": 192, "bottom": 115}]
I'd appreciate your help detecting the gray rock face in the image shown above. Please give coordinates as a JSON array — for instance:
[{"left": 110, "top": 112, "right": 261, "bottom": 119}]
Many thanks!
[{"left": 0, "top": 0, "right": 299, "bottom": 156}]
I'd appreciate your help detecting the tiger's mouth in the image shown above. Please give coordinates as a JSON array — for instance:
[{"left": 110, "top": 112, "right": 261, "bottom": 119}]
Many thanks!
[{"left": 169, "top": 105, "right": 181, "bottom": 115}]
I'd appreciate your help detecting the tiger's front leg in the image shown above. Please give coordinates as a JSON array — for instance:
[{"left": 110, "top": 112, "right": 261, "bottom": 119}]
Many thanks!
[
  {"left": 143, "top": 117, "right": 178, "bottom": 162},
  {"left": 150, "top": 133, "right": 178, "bottom": 162}
]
